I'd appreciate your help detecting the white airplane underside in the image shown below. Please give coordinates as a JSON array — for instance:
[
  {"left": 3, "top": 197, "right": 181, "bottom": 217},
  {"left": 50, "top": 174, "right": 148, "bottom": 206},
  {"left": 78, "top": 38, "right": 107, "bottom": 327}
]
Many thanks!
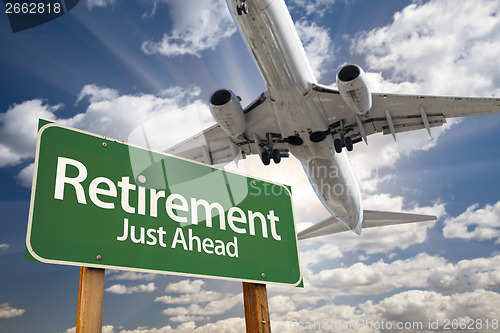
[{"left": 167, "top": 0, "right": 500, "bottom": 239}]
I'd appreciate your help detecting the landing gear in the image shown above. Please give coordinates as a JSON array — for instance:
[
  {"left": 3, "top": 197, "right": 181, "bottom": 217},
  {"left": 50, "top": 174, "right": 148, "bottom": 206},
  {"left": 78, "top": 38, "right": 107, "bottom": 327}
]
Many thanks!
[
  {"left": 333, "top": 120, "right": 354, "bottom": 153},
  {"left": 237, "top": 1, "right": 248, "bottom": 15},
  {"left": 334, "top": 138, "right": 342, "bottom": 154},
  {"left": 261, "top": 151, "right": 271, "bottom": 166},
  {"left": 260, "top": 149, "right": 281, "bottom": 165},
  {"left": 345, "top": 137, "right": 353, "bottom": 151},
  {"left": 334, "top": 137, "right": 354, "bottom": 153},
  {"left": 272, "top": 149, "right": 281, "bottom": 164}
]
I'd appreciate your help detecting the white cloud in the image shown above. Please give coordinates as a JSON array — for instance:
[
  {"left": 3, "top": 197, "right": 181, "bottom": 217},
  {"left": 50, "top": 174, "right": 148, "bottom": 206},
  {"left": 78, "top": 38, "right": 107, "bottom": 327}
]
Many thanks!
[
  {"left": 0, "top": 84, "right": 212, "bottom": 187},
  {"left": 295, "top": 20, "right": 333, "bottom": 79},
  {"left": 443, "top": 201, "right": 500, "bottom": 243},
  {"left": 108, "top": 271, "right": 158, "bottom": 281},
  {"left": 76, "top": 84, "right": 119, "bottom": 104},
  {"left": 141, "top": 0, "right": 236, "bottom": 57},
  {"left": 164, "top": 279, "right": 205, "bottom": 294},
  {"left": 354, "top": 0, "right": 500, "bottom": 97},
  {"left": 271, "top": 253, "right": 500, "bottom": 309},
  {"left": 306, "top": 253, "right": 445, "bottom": 296},
  {"left": 0, "top": 100, "right": 60, "bottom": 167},
  {"left": 15, "top": 163, "right": 35, "bottom": 188},
  {"left": 0, "top": 244, "right": 9, "bottom": 251},
  {"left": 117, "top": 288, "right": 500, "bottom": 332},
  {"left": 169, "top": 315, "right": 209, "bottom": 323},
  {"left": 155, "top": 290, "right": 221, "bottom": 305},
  {"left": 117, "top": 318, "right": 245, "bottom": 332},
  {"left": 162, "top": 294, "right": 242, "bottom": 320},
  {"left": 360, "top": 289, "right": 500, "bottom": 332},
  {"left": 157, "top": 279, "right": 242, "bottom": 323},
  {"left": 290, "top": 0, "right": 336, "bottom": 17},
  {"left": 427, "top": 255, "right": 500, "bottom": 293},
  {"left": 269, "top": 295, "right": 297, "bottom": 313},
  {"left": 0, "top": 303, "right": 25, "bottom": 318},
  {"left": 67, "top": 84, "right": 211, "bottom": 146},
  {"left": 105, "top": 282, "right": 156, "bottom": 294},
  {"left": 85, "top": 0, "right": 115, "bottom": 10}
]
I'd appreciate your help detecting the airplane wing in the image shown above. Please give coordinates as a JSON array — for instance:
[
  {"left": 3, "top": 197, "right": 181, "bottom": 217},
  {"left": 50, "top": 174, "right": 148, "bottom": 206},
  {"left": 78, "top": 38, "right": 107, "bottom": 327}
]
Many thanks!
[
  {"left": 166, "top": 92, "right": 285, "bottom": 164},
  {"left": 297, "top": 210, "right": 437, "bottom": 240},
  {"left": 311, "top": 84, "right": 500, "bottom": 145},
  {"left": 167, "top": 85, "right": 499, "bottom": 163}
]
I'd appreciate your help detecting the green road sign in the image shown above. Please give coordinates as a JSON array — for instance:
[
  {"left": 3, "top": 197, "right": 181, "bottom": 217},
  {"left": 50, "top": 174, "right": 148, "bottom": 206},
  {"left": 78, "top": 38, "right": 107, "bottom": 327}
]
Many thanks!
[{"left": 26, "top": 122, "right": 301, "bottom": 286}]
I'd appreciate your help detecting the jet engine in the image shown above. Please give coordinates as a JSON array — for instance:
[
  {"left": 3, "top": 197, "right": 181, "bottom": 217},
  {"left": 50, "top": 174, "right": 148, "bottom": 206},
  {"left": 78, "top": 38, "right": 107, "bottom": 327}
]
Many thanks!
[
  {"left": 209, "top": 89, "right": 247, "bottom": 139},
  {"left": 336, "top": 64, "right": 372, "bottom": 115}
]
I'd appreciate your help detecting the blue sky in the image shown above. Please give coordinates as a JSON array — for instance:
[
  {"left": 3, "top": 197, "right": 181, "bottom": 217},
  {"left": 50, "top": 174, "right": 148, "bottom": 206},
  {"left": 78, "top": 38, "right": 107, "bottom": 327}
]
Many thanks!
[{"left": 1, "top": 0, "right": 500, "bottom": 332}]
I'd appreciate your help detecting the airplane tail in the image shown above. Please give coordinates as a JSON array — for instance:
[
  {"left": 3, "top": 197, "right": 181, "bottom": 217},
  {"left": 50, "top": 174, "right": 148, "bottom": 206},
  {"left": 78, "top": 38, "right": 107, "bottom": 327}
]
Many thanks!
[{"left": 297, "top": 210, "right": 436, "bottom": 240}]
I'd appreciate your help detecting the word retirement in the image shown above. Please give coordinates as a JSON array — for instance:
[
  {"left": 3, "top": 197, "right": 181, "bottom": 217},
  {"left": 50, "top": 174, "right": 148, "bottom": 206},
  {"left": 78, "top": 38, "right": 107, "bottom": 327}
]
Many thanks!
[{"left": 52, "top": 157, "right": 283, "bottom": 258}]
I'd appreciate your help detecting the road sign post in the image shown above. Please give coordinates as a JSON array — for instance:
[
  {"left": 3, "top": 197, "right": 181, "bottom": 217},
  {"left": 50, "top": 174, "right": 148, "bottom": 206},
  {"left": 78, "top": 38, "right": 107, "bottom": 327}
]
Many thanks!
[
  {"left": 76, "top": 267, "right": 105, "bottom": 333},
  {"left": 243, "top": 282, "right": 271, "bottom": 333}
]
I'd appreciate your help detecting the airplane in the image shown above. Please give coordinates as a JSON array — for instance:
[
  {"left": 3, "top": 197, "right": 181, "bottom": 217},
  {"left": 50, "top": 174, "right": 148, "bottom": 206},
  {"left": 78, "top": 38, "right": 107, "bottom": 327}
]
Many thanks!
[{"left": 167, "top": 0, "right": 500, "bottom": 240}]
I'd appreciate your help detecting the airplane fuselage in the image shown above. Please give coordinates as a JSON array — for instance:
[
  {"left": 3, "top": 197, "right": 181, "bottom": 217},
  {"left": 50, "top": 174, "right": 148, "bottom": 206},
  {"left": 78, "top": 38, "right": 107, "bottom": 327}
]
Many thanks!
[{"left": 227, "top": 0, "right": 363, "bottom": 232}]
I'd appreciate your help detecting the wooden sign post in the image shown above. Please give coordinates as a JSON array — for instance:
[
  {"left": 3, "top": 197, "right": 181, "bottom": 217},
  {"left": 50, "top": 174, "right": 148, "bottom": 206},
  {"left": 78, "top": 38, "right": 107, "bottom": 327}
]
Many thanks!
[
  {"left": 243, "top": 282, "right": 271, "bottom": 333},
  {"left": 76, "top": 267, "right": 105, "bottom": 333}
]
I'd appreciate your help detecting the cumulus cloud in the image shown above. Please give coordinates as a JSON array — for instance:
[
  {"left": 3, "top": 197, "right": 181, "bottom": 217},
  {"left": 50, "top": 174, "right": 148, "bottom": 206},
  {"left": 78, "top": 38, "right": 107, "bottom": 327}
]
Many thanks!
[
  {"left": 360, "top": 289, "right": 500, "bottom": 333},
  {"left": 102, "top": 288, "right": 500, "bottom": 332},
  {"left": 0, "top": 303, "right": 25, "bottom": 318},
  {"left": 0, "top": 84, "right": 212, "bottom": 187},
  {"left": 164, "top": 279, "right": 205, "bottom": 294},
  {"left": 151, "top": 279, "right": 242, "bottom": 323},
  {"left": 295, "top": 20, "right": 333, "bottom": 79},
  {"left": 307, "top": 253, "right": 445, "bottom": 296},
  {"left": 270, "top": 253, "right": 500, "bottom": 312},
  {"left": 154, "top": 279, "right": 243, "bottom": 323},
  {"left": 162, "top": 294, "right": 242, "bottom": 322},
  {"left": 155, "top": 290, "right": 221, "bottom": 305},
  {"left": 427, "top": 255, "right": 500, "bottom": 293},
  {"left": 108, "top": 271, "right": 158, "bottom": 281},
  {"left": 0, "top": 100, "right": 60, "bottom": 167},
  {"left": 354, "top": 0, "right": 500, "bottom": 97},
  {"left": 290, "top": 0, "right": 336, "bottom": 17},
  {"left": 443, "top": 201, "right": 500, "bottom": 243},
  {"left": 105, "top": 282, "right": 156, "bottom": 294},
  {"left": 141, "top": 0, "right": 236, "bottom": 57},
  {"left": 68, "top": 84, "right": 211, "bottom": 147},
  {"left": 269, "top": 295, "right": 297, "bottom": 313},
  {"left": 116, "top": 318, "right": 245, "bottom": 332}
]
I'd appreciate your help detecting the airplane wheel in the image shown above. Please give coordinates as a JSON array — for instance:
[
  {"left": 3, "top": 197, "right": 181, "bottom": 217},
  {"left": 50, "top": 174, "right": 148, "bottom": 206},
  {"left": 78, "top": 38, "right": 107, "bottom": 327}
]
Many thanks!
[
  {"left": 334, "top": 139, "right": 342, "bottom": 154},
  {"left": 261, "top": 151, "right": 271, "bottom": 166},
  {"left": 237, "top": 3, "right": 248, "bottom": 15},
  {"left": 272, "top": 149, "right": 281, "bottom": 164},
  {"left": 345, "top": 137, "right": 353, "bottom": 151}
]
